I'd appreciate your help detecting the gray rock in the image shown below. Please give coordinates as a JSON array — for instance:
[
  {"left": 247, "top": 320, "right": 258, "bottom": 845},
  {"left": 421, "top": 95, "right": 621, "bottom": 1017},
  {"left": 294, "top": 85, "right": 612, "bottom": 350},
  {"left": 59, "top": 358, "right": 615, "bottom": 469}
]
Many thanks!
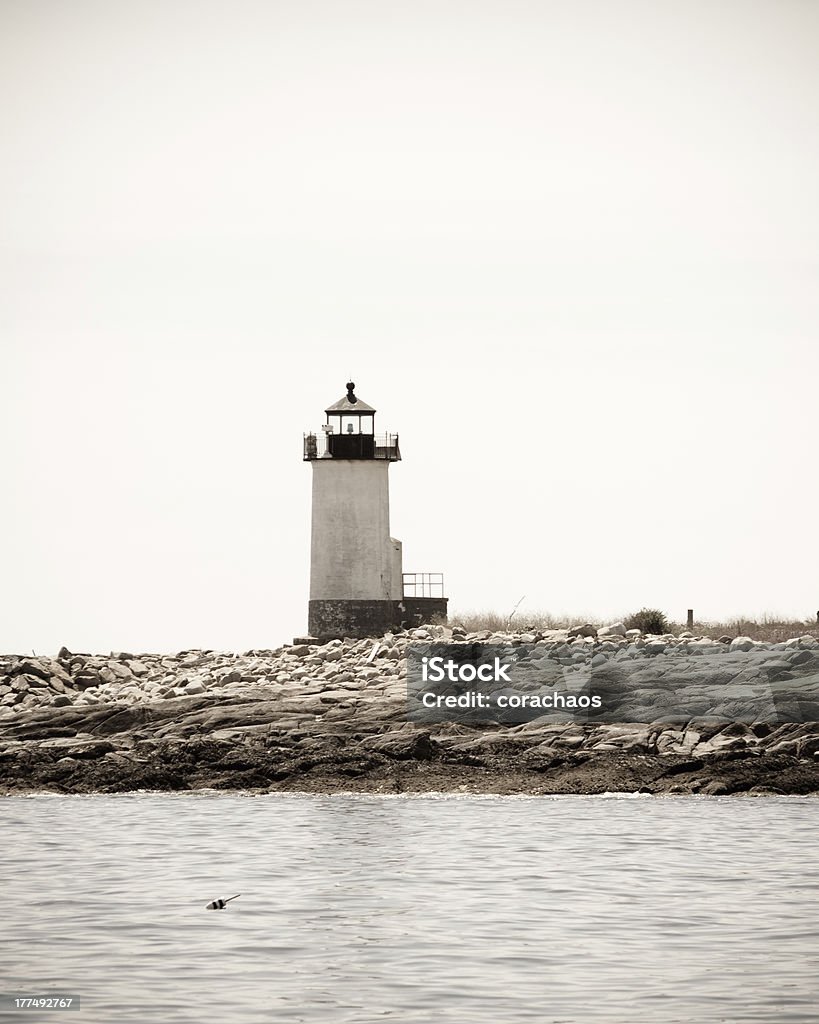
[
  {"left": 10, "top": 660, "right": 52, "bottom": 681},
  {"left": 74, "top": 672, "right": 101, "bottom": 691},
  {"left": 597, "top": 622, "right": 626, "bottom": 637},
  {"left": 765, "top": 739, "right": 800, "bottom": 757},
  {"left": 364, "top": 729, "right": 438, "bottom": 761},
  {"left": 20, "top": 673, "right": 49, "bottom": 689},
  {"left": 700, "top": 780, "right": 731, "bottom": 795}
]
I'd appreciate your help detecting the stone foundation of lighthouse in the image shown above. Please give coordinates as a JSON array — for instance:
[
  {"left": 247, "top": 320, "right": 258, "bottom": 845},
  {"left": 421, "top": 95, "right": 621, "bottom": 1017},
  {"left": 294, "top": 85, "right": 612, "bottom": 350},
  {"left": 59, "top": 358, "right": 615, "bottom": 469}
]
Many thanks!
[{"left": 308, "top": 597, "right": 449, "bottom": 640}]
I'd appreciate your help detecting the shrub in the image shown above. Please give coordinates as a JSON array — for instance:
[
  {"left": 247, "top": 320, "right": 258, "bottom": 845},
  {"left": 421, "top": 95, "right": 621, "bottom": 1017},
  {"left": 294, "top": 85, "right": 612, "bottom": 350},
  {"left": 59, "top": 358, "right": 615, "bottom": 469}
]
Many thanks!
[{"left": 624, "top": 607, "right": 669, "bottom": 635}]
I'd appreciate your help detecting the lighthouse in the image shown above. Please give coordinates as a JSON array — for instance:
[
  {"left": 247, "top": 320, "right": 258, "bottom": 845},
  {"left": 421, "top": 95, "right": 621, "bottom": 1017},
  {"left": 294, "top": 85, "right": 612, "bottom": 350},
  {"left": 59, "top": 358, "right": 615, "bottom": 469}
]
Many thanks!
[{"left": 303, "top": 382, "right": 447, "bottom": 639}]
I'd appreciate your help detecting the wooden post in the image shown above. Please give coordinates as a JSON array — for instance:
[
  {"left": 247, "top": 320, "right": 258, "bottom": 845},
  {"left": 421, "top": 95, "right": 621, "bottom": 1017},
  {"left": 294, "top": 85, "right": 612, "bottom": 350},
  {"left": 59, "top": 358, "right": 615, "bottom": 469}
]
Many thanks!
[{"left": 687, "top": 609, "right": 694, "bottom": 631}]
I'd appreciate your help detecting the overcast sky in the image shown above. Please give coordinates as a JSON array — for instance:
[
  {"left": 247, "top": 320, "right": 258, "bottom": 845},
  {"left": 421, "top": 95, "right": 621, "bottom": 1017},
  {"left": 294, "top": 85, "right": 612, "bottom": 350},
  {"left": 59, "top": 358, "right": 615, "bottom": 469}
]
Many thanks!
[{"left": 2, "top": 0, "right": 817, "bottom": 654}]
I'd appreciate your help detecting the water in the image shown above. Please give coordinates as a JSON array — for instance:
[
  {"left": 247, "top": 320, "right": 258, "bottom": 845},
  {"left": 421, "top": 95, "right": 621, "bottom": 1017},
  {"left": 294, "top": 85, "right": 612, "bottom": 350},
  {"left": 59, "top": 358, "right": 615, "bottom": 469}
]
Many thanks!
[{"left": 1, "top": 794, "right": 818, "bottom": 1024}]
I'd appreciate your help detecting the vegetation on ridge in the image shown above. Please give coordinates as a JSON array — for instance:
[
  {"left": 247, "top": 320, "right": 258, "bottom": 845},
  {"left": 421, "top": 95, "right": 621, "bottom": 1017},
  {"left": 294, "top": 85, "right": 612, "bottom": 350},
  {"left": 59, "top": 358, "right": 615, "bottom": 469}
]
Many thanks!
[{"left": 449, "top": 610, "right": 819, "bottom": 642}]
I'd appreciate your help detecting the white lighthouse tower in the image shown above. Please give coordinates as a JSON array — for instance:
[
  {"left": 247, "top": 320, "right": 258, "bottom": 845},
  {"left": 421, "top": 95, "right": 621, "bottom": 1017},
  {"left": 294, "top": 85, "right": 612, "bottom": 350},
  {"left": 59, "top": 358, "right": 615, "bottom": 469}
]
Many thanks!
[{"left": 303, "top": 382, "right": 446, "bottom": 639}]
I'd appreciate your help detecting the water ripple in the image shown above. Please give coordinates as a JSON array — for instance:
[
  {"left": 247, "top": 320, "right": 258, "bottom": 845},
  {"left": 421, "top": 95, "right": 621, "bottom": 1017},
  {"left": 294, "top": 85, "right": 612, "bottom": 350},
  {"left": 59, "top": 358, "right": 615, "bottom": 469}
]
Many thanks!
[{"left": 0, "top": 794, "right": 817, "bottom": 1023}]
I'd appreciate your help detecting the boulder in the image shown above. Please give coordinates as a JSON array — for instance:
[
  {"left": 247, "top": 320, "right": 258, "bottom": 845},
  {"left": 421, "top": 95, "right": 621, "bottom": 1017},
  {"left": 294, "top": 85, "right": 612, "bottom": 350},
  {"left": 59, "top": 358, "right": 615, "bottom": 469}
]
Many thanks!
[
  {"left": 20, "top": 673, "right": 49, "bottom": 689},
  {"left": 597, "top": 623, "right": 626, "bottom": 638},
  {"left": 700, "top": 780, "right": 731, "bottom": 795},
  {"left": 11, "top": 660, "right": 52, "bottom": 682},
  {"left": 765, "top": 739, "right": 801, "bottom": 757},
  {"left": 74, "top": 672, "right": 101, "bottom": 691},
  {"left": 363, "top": 729, "right": 438, "bottom": 760}
]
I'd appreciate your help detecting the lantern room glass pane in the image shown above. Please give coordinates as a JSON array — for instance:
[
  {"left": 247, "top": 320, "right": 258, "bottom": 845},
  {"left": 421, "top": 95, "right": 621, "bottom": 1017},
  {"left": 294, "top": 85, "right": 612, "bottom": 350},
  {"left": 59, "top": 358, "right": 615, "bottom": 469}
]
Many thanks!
[{"left": 340, "top": 414, "right": 372, "bottom": 434}]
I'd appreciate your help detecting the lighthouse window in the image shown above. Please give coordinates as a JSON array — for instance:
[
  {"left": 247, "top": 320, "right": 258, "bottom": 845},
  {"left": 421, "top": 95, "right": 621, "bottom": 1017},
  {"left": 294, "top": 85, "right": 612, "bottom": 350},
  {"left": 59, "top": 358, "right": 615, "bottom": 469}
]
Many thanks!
[
  {"left": 326, "top": 412, "right": 375, "bottom": 435},
  {"left": 341, "top": 415, "right": 370, "bottom": 434}
]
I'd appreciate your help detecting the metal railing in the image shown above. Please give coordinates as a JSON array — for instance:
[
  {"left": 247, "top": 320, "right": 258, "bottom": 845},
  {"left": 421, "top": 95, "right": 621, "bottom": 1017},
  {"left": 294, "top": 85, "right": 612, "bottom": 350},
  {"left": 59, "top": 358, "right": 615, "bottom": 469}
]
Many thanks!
[
  {"left": 403, "top": 573, "right": 445, "bottom": 598},
  {"left": 304, "top": 432, "right": 400, "bottom": 460}
]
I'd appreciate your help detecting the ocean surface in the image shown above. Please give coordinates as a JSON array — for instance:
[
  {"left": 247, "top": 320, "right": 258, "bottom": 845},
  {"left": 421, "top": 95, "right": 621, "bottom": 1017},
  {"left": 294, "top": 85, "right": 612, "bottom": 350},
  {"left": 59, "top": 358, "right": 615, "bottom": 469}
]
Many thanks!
[{"left": 1, "top": 793, "right": 818, "bottom": 1024}]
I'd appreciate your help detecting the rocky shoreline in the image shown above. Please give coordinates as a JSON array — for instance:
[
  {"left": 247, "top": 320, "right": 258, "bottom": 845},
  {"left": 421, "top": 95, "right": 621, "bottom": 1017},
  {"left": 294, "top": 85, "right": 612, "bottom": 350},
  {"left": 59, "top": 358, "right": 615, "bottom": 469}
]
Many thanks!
[{"left": 2, "top": 624, "right": 819, "bottom": 797}]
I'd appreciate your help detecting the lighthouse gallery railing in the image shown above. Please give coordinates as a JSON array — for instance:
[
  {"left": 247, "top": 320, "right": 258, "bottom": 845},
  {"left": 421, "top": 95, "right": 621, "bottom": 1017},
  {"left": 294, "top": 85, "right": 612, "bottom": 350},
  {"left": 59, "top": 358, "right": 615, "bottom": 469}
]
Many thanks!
[
  {"left": 303, "top": 432, "right": 400, "bottom": 460},
  {"left": 402, "top": 573, "right": 445, "bottom": 599}
]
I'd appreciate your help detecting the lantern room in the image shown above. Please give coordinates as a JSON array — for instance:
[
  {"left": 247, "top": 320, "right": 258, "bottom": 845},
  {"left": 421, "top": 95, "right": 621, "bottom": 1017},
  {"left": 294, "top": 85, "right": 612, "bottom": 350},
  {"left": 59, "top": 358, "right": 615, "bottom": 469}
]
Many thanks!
[{"left": 304, "top": 381, "right": 400, "bottom": 461}]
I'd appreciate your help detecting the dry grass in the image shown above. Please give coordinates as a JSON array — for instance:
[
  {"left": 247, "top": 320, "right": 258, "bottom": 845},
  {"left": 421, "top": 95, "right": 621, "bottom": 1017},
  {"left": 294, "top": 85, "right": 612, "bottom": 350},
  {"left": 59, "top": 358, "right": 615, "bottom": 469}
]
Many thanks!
[
  {"left": 688, "top": 617, "right": 819, "bottom": 642},
  {"left": 450, "top": 611, "right": 601, "bottom": 633},
  {"left": 449, "top": 610, "right": 819, "bottom": 641}
]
